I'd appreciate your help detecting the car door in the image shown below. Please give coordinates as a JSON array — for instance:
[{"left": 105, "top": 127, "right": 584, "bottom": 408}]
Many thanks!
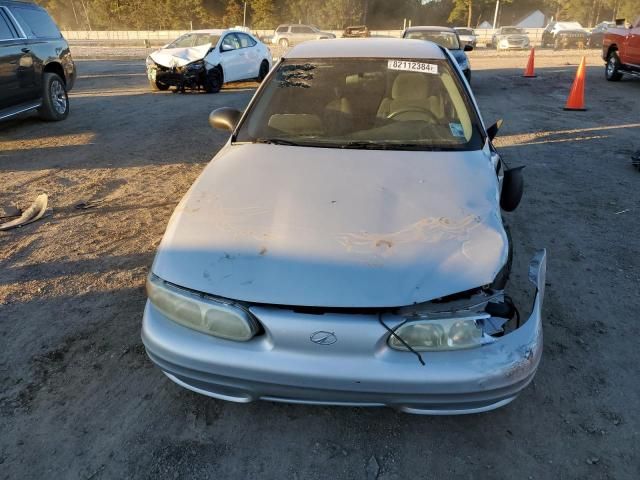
[
  {"left": 628, "top": 23, "right": 640, "bottom": 64},
  {"left": 290, "top": 26, "right": 305, "bottom": 44},
  {"left": 0, "top": 8, "right": 30, "bottom": 109},
  {"left": 219, "top": 33, "right": 242, "bottom": 82},
  {"left": 237, "top": 33, "right": 259, "bottom": 79}
]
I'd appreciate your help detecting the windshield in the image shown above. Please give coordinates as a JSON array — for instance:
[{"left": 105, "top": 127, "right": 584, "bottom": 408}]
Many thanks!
[
  {"left": 234, "top": 58, "right": 483, "bottom": 151},
  {"left": 404, "top": 31, "right": 460, "bottom": 50},
  {"left": 167, "top": 33, "right": 220, "bottom": 49},
  {"left": 501, "top": 27, "right": 524, "bottom": 34}
]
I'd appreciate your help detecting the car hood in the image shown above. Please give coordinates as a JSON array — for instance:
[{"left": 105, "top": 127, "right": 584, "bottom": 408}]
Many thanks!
[
  {"left": 150, "top": 44, "right": 211, "bottom": 68},
  {"left": 152, "top": 144, "right": 508, "bottom": 308},
  {"left": 556, "top": 29, "right": 588, "bottom": 35},
  {"left": 449, "top": 49, "right": 468, "bottom": 66},
  {"left": 497, "top": 33, "right": 528, "bottom": 39}
]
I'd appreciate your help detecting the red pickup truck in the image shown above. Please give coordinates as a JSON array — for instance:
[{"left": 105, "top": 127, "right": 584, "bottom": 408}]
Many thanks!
[{"left": 603, "top": 17, "right": 640, "bottom": 81}]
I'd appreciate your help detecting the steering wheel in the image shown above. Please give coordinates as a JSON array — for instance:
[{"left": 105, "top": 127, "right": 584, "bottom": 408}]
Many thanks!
[{"left": 386, "top": 107, "right": 439, "bottom": 123}]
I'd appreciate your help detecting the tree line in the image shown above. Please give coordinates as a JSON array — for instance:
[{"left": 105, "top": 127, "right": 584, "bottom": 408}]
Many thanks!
[{"left": 38, "top": 0, "right": 638, "bottom": 31}]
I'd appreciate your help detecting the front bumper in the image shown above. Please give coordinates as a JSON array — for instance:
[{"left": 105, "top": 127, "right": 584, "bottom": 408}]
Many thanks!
[{"left": 142, "top": 250, "right": 546, "bottom": 415}]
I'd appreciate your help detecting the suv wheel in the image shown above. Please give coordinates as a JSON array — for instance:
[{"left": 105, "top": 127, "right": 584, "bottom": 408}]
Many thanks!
[
  {"left": 605, "top": 51, "right": 623, "bottom": 81},
  {"left": 39, "top": 73, "right": 69, "bottom": 121},
  {"left": 278, "top": 38, "right": 289, "bottom": 48}
]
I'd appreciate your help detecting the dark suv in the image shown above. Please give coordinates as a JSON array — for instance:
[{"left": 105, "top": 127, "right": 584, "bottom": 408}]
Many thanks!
[{"left": 0, "top": 1, "right": 75, "bottom": 122}]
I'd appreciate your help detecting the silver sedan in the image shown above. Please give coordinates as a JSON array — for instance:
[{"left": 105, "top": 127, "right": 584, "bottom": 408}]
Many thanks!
[{"left": 142, "top": 38, "right": 546, "bottom": 415}]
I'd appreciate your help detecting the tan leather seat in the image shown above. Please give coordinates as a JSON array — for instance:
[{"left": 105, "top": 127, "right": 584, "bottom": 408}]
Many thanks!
[{"left": 377, "top": 73, "right": 444, "bottom": 120}]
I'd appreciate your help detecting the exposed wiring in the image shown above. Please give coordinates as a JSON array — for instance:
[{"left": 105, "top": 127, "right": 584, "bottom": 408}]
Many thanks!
[{"left": 378, "top": 313, "right": 425, "bottom": 366}]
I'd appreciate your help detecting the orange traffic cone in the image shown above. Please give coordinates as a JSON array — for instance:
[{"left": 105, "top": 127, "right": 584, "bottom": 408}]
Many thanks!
[
  {"left": 523, "top": 48, "right": 536, "bottom": 77},
  {"left": 564, "top": 57, "right": 587, "bottom": 111}
]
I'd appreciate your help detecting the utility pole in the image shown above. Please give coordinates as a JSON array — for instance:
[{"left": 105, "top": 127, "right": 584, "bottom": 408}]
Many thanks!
[
  {"left": 467, "top": 0, "right": 472, "bottom": 28},
  {"left": 243, "top": 1, "right": 247, "bottom": 28},
  {"left": 493, "top": 0, "right": 500, "bottom": 29}
]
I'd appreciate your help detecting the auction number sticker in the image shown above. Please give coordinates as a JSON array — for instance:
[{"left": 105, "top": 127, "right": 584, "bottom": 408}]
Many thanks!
[{"left": 388, "top": 59, "right": 438, "bottom": 74}]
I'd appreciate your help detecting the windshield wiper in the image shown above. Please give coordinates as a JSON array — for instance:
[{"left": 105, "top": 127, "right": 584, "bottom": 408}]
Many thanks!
[
  {"left": 341, "top": 141, "right": 439, "bottom": 151},
  {"left": 252, "top": 138, "right": 302, "bottom": 146}
]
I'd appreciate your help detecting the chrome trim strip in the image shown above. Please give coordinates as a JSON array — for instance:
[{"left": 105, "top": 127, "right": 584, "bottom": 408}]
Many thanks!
[{"left": 0, "top": 101, "right": 42, "bottom": 121}]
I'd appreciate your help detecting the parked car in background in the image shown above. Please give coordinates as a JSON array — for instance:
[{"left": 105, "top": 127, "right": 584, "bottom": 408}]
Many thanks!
[
  {"left": 541, "top": 21, "right": 589, "bottom": 49},
  {"left": 403, "top": 26, "right": 472, "bottom": 81},
  {"left": 454, "top": 27, "right": 477, "bottom": 48},
  {"left": 603, "top": 17, "right": 640, "bottom": 81},
  {"left": 491, "top": 26, "right": 530, "bottom": 50},
  {"left": 588, "top": 21, "right": 616, "bottom": 47},
  {"left": 0, "top": 0, "right": 75, "bottom": 122},
  {"left": 271, "top": 24, "right": 336, "bottom": 48},
  {"left": 145, "top": 29, "right": 271, "bottom": 93},
  {"left": 143, "top": 38, "right": 546, "bottom": 415},
  {"left": 342, "top": 25, "right": 370, "bottom": 38}
]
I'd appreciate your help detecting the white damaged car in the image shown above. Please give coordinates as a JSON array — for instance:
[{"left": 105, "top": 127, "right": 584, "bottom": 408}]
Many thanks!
[
  {"left": 142, "top": 38, "right": 547, "bottom": 415},
  {"left": 145, "top": 29, "right": 272, "bottom": 93}
]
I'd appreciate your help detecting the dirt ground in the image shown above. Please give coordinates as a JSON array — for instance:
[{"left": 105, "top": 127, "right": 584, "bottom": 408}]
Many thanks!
[{"left": 1, "top": 50, "right": 639, "bottom": 479}]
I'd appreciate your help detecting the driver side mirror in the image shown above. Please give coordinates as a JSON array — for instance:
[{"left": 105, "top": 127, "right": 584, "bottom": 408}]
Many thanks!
[
  {"left": 501, "top": 166, "right": 525, "bottom": 212},
  {"left": 486, "top": 119, "right": 503, "bottom": 142},
  {"left": 209, "top": 107, "right": 242, "bottom": 132},
  {"left": 464, "top": 44, "right": 474, "bottom": 51}
]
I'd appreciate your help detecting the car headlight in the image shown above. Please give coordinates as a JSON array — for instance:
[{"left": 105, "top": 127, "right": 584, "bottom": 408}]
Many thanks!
[
  {"left": 146, "top": 57, "right": 155, "bottom": 68},
  {"left": 388, "top": 314, "right": 492, "bottom": 352},
  {"left": 146, "top": 274, "right": 260, "bottom": 341},
  {"left": 500, "top": 39, "right": 509, "bottom": 46}
]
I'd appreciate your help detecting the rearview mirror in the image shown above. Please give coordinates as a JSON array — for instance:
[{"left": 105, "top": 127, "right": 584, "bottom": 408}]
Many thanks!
[
  {"left": 209, "top": 107, "right": 242, "bottom": 132},
  {"left": 501, "top": 166, "right": 525, "bottom": 212},
  {"left": 486, "top": 119, "right": 503, "bottom": 141},
  {"left": 464, "top": 44, "right": 474, "bottom": 52}
]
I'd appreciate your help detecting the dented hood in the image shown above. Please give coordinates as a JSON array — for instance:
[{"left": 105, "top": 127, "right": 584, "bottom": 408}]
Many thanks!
[
  {"left": 150, "top": 44, "right": 211, "bottom": 68},
  {"left": 153, "top": 144, "right": 508, "bottom": 307}
]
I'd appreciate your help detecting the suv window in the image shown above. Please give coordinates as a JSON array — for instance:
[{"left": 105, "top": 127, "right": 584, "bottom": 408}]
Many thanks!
[
  {"left": 291, "top": 26, "right": 313, "bottom": 34},
  {"left": 276, "top": 26, "right": 288, "bottom": 33},
  {"left": 10, "top": 6, "right": 61, "bottom": 38},
  {"left": 0, "top": 11, "right": 17, "bottom": 39},
  {"left": 238, "top": 33, "right": 256, "bottom": 48}
]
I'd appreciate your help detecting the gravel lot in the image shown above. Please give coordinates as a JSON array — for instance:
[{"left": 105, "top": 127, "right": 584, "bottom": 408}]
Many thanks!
[{"left": 1, "top": 50, "right": 639, "bottom": 479}]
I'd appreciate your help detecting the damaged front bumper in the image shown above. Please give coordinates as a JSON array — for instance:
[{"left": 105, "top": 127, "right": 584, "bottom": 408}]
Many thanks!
[
  {"left": 142, "top": 250, "right": 546, "bottom": 415},
  {"left": 147, "top": 59, "right": 207, "bottom": 91}
]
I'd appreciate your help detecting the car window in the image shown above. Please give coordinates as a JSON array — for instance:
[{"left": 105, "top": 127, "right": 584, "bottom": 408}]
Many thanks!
[
  {"left": 167, "top": 34, "right": 195, "bottom": 48},
  {"left": 276, "top": 26, "right": 288, "bottom": 33},
  {"left": 192, "top": 33, "right": 215, "bottom": 46},
  {"left": 404, "top": 31, "right": 460, "bottom": 50},
  {"left": 235, "top": 58, "right": 483, "bottom": 151},
  {"left": 457, "top": 29, "right": 472, "bottom": 35},
  {"left": 238, "top": 33, "right": 256, "bottom": 48},
  {"left": 0, "top": 11, "right": 17, "bottom": 39},
  {"left": 10, "top": 6, "right": 61, "bottom": 38},
  {"left": 291, "top": 26, "right": 312, "bottom": 34},
  {"left": 501, "top": 27, "right": 523, "bottom": 34},
  {"left": 221, "top": 33, "right": 240, "bottom": 50}
]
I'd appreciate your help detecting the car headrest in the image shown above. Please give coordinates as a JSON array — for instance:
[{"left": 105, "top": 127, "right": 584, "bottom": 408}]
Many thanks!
[{"left": 392, "top": 73, "right": 429, "bottom": 101}]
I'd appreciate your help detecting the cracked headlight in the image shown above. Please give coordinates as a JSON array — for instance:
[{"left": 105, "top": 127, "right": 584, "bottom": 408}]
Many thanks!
[
  {"left": 185, "top": 60, "right": 205, "bottom": 71},
  {"left": 145, "top": 56, "right": 155, "bottom": 68},
  {"left": 146, "top": 274, "right": 259, "bottom": 341},
  {"left": 388, "top": 314, "right": 491, "bottom": 352}
]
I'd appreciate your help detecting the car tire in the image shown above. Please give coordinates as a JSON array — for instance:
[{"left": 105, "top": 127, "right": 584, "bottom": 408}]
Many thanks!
[
  {"left": 279, "top": 38, "right": 289, "bottom": 48},
  {"left": 605, "top": 51, "right": 623, "bottom": 81},
  {"left": 39, "top": 72, "right": 69, "bottom": 121},
  {"left": 205, "top": 67, "right": 223, "bottom": 93},
  {"left": 258, "top": 60, "right": 269, "bottom": 82},
  {"left": 149, "top": 79, "right": 170, "bottom": 91}
]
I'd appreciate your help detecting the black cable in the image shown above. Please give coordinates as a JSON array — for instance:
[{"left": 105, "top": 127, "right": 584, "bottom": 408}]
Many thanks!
[
  {"left": 378, "top": 313, "right": 425, "bottom": 366},
  {"left": 504, "top": 295, "right": 520, "bottom": 328}
]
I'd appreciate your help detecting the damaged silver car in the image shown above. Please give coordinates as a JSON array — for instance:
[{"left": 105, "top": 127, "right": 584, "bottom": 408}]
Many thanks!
[
  {"left": 145, "top": 29, "right": 272, "bottom": 93},
  {"left": 142, "top": 38, "right": 547, "bottom": 415}
]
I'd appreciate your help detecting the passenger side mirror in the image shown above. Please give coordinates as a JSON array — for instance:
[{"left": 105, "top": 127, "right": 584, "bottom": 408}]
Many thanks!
[
  {"left": 209, "top": 107, "right": 242, "bottom": 132},
  {"left": 486, "top": 119, "right": 503, "bottom": 142},
  {"left": 501, "top": 166, "right": 525, "bottom": 212},
  {"left": 464, "top": 44, "right": 474, "bottom": 52}
]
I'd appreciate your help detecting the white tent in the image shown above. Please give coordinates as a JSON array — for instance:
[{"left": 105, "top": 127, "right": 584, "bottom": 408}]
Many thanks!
[
  {"left": 478, "top": 21, "right": 493, "bottom": 29},
  {"left": 516, "top": 10, "right": 547, "bottom": 28}
]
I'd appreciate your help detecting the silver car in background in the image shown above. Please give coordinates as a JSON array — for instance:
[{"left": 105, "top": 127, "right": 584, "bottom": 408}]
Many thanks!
[
  {"left": 272, "top": 24, "right": 336, "bottom": 48},
  {"left": 491, "top": 27, "right": 531, "bottom": 50},
  {"left": 454, "top": 27, "right": 477, "bottom": 48},
  {"left": 142, "top": 38, "right": 546, "bottom": 415}
]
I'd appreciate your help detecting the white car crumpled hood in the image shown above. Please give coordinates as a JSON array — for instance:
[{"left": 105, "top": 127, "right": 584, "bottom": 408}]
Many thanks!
[
  {"left": 152, "top": 144, "right": 508, "bottom": 308},
  {"left": 150, "top": 44, "right": 211, "bottom": 68}
]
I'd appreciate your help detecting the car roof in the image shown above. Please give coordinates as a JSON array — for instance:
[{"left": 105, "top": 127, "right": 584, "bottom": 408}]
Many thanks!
[
  {"left": 0, "top": 0, "right": 42, "bottom": 6},
  {"left": 187, "top": 29, "right": 228, "bottom": 35},
  {"left": 285, "top": 38, "right": 446, "bottom": 60},
  {"left": 404, "top": 26, "right": 456, "bottom": 33}
]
